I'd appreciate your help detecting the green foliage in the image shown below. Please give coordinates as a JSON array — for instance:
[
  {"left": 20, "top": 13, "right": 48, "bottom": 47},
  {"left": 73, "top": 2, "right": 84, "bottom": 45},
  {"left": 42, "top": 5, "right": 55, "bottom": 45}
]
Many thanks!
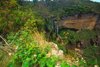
[
  {"left": 64, "top": 5, "right": 92, "bottom": 15},
  {"left": 7, "top": 31, "right": 70, "bottom": 67},
  {"left": 54, "top": 41, "right": 66, "bottom": 54},
  {"left": 59, "top": 30, "right": 79, "bottom": 44},
  {"left": 82, "top": 46, "right": 100, "bottom": 66},
  {"left": 51, "top": 32, "right": 56, "bottom": 41},
  {"left": 83, "top": 46, "right": 96, "bottom": 57},
  {"left": 20, "top": 0, "right": 100, "bottom": 21},
  {"left": 59, "top": 29, "right": 96, "bottom": 44},
  {"left": 79, "top": 29, "right": 96, "bottom": 41},
  {"left": 67, "top": 30, "right": 79, "bottom": 44},
  {"left": 0, "top": 0, "right": 44, "bottom": 36},
  {"left": 79, "top": 59, "right": 87, "bottom": 67},
  {"left": 0, "top": 50, "right": 11, "bottom": 67}
]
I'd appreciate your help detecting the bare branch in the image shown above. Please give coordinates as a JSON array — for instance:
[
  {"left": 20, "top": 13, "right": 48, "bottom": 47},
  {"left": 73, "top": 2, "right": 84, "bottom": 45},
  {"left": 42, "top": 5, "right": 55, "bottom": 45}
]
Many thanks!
[
  {"left": 34, "top": 63, "right": 38, "bottom": 67},
  {"left": 0, "top": 46, "right": 9, "bottom": 54},
  {"left": 0, "top": 35, "right": 15, "bottom": 52},
  {"left": 0, "top": 35, "right": 11, "bottom": 48}
]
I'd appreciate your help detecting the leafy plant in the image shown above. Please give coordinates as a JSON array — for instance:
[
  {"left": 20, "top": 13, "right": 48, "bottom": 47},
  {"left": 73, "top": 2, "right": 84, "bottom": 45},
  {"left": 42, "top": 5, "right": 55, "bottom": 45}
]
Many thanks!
[
  {"left": 82, "top": 46, "right": 100, "bottom": 66},
  {"left": 8, "top": 31, "right": 69, "bottom": 67},
  {"left": 59, "top": 30, "right": 79, "bottom": 44},
  {"left": 59, "top": 29, "right": 96, "bottom": 44},
  {"left": 78, "top": 29, "right": 96, "bottom": 41}
]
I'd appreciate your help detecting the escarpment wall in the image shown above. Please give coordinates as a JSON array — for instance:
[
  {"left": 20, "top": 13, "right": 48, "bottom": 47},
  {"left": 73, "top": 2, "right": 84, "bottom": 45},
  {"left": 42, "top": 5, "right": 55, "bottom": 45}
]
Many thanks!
[
  {"left": 58, "top": 13, "right": 99, "bottom": 30},
  {"left": 94, "top": 14, "right": 100, "bottom": 30}
]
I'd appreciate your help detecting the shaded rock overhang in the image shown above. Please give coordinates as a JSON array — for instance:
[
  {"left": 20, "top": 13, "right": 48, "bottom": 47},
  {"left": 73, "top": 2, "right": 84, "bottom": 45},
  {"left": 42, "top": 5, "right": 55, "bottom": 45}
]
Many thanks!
[{"left": 58, "top": 13, "right": 100, "bottom": 30}]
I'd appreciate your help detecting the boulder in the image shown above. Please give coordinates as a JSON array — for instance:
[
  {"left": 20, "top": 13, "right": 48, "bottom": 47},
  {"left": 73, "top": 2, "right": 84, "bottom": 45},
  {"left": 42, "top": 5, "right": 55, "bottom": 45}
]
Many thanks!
[
  {"left": 58, "top": 50, "right": 63, "bottom": 58},
  {"left": 48, "top": 42, "right": 64, "bottom": 58}
]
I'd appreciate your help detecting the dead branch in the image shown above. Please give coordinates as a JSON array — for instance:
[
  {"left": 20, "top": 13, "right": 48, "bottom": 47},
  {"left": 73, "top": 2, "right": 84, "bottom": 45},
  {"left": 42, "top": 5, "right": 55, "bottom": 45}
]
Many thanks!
[
  {"left": 0, "top": 35, "right": 15, "bottom": 52},
  {"left": 0, "top": 35, "right": 11, "bottom": 48},
  {"left": 0, "top": 46, "right": 9, "bottom": 54}
]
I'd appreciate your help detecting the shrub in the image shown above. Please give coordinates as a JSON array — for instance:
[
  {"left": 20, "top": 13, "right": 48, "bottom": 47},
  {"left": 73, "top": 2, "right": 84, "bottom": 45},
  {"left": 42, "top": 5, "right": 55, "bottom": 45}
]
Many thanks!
[
  {"left": 78, "top": 29, "right": 96, "bottom": 41},
  {"left": 59, "top": 30, "right": 79, "bottom": 44},
  {"left": 0, "top": 0, "right": 44, "bottom": 36},
  {"left": 7, "top": 31, "right": 70, "bottom": 67},
  {"left": 82, "top": 46, "right": 100, "bottom": 66},
  {"left": 59, "top": 29, "right": 96, "bottom": 44}
]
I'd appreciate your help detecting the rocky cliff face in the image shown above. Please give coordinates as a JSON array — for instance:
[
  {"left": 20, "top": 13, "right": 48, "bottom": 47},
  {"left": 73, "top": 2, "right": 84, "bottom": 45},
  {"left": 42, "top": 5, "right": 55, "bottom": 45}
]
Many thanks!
[
  {"left": 58, "top": 13, "right": 99, "bottom": 30},
  {"left": 94, "top": 14, "right": 100, "bottom": 30},
  {"left": 57, "top": 13, "right": 100, "bottom": 51}
]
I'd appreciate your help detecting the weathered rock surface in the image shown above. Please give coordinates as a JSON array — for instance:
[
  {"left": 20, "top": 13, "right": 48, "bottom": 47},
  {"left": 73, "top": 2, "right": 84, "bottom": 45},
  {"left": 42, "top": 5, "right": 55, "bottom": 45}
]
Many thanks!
[
  {"left": 58, "top": 13, "right": 99, "bottom": 30},
  {"left": 48, "top": 42, "right": 64, "bottom": 58},
  {"left": 94, "top": 14, "right": 100, "bottom": 30},
  {"left": 97, "top": 35, "right": 100, "bottom": 45}
]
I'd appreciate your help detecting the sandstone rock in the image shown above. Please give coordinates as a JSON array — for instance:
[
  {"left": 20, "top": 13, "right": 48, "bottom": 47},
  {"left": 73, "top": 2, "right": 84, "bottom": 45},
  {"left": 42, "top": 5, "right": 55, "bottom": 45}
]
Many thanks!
[
  {"left": 51, "top": 49, "right": 58, "bottom": 57},
  {"left": 97, "top": 35, "right": 100, "bottom": 45},
  {"left": 48, "top": 42, "right": 64, "bottom": 58},
  {"left": 50, "top": 49, "right": 64, "bottom": 58},
  {"left": 49, "top": 42, "right": 59, "bottom": 50},
  {"left": 75, "top": 48, "right": 83, "bottom": 54},
  {"left": 56, "top": 35, "right": 65, "bottom": 44},
  {"left": 58, "top": 13, "right": 99, "bottom": 30},
  {"left": 94, "top": 14, "right": 100, "bottom": 30},
  {"left": 76, "top": 43, "right": 81, "bottom": 48},
  {"left": 58, "top": 50, "right": 63, "bottom": 58}
]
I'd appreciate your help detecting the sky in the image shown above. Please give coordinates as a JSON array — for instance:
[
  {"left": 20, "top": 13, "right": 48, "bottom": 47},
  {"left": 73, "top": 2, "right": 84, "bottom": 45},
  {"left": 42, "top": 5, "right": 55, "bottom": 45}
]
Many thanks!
[
  {"left": 91, "top": 0, "right": 100, "bottom": 2},
  {"left": 24, "top": 0, "right": 100, "bottom": 2}
]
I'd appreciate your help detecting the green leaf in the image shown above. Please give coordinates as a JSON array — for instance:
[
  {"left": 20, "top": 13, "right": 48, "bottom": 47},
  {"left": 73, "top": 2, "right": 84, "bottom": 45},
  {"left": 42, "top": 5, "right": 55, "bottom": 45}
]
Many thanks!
[
  {"left": 9, "top": 62, "right": 14, "bottom": 67},
  {"left": 38, "top": 54, "right": 42, "bottom": 58},
  {"left": 16, "top": 32, "right": 19, "bottom": 35},
  {"left": 79, "top": 62, "right": 85, "bottom": 66},
  {"left": 8, "top": 40, "right": 11, "bottom": 43},
  {"left": 71, "top": 65, "right": 77, "bottom": 67},
  {"left": 22, "top": 60, "right": 29, "bottom": 67}
]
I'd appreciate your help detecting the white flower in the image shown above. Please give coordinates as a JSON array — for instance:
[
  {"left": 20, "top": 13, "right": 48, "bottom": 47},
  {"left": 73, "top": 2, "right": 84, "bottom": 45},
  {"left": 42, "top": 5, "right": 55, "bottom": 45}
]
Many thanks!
[
  {"left": 9, "top": 53, "right": 14, "bottom": 56},
  {"left": 94, "top": 65, "right": 99, "bottom": 67},
  {"left": 15, "top": 46, "right": 18, "bottom": 50},
  {"left": 34, "top": 54, "right": 37, "bottom": 57},
  {"left": 58, "top": 50, "right": 63, "bottom": 56},
  {"left": 81, "top": 57, "right": 84, "bottom": 60},
  {"left": 76, "top": 61, "right": 79, "bottom": 62},
  {"left": 9, "top": 53, "right": 12, "bottom": 56},
  {"left": 83, "top": 60, "right": 86, "bottom": 63},
  {"left": 55, "top": 63, "right": 61, "bottom": 67}
]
